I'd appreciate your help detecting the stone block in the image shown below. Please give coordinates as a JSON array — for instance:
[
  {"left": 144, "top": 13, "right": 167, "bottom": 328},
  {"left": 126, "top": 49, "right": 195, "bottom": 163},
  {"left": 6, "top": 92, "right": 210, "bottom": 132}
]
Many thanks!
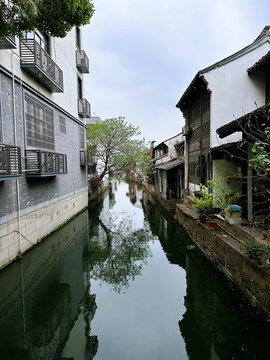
[{"left": 0, "top": 248, "right": 9, "bottom": 268}]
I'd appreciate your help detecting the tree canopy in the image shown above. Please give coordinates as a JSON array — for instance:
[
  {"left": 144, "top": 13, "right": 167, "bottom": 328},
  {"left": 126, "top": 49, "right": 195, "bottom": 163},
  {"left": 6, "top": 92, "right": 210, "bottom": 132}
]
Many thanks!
[
  {"left": 87, "top": 117, "right": 149, "bottom": 188},
  {"left": 90, "top": 210, "right": 153, "bottom": 293},
  {"left": 0, "top": 0, "right": 94, "bottom": 38}
]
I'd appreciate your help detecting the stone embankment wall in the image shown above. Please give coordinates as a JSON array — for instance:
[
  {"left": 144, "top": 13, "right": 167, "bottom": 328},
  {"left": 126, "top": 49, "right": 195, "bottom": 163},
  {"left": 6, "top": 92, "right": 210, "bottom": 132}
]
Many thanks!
[
  {"left": 176, "top": 203, "right": 270, "bottom": 319},
  {"left": 88, "top": 181, "right": 110, "bottom": 201},
  {"left": 144, "top": 182, "right": 178, "bottom": 214},
  {"left": 0, "top": 189, "right": 88, "bottom": 269}
]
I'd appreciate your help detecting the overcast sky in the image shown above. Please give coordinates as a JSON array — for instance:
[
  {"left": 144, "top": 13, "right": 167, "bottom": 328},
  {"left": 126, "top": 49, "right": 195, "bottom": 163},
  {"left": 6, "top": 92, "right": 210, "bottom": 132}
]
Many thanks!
[{"left": 83, "top": 0, "right": 270, "bottom": 144}]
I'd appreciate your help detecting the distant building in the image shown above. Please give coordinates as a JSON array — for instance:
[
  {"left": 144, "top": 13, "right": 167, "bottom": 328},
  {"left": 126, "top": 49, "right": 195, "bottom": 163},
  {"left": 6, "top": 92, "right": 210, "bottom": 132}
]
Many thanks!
[
  {"left": 0, "top": 27, "right": 91, "bottom": 267},
  {"left": 150, "top": 133, "right": 185, "bottom": 213}
]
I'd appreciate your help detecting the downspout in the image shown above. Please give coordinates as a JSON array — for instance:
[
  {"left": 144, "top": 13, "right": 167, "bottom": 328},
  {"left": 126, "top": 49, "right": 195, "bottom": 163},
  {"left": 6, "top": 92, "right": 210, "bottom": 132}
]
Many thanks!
[{"left": 11, "top": 52, "right": 22, "bottom": 254}]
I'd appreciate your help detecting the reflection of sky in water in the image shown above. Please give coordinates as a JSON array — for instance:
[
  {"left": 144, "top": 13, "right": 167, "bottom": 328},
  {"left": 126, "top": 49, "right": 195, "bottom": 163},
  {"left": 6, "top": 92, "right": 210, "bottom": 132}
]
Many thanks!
[
  {"left": 92, "top": 238, "right": 187, "bottom": 360},
  {"left": 91, "top": 180, "right": 188, "bottom": 360},
  {"left": 91, "top": 180, "right": 270, "bottom": 360},
  {"left": 100, "top": 181, "right": 145, "bottom": 230}
]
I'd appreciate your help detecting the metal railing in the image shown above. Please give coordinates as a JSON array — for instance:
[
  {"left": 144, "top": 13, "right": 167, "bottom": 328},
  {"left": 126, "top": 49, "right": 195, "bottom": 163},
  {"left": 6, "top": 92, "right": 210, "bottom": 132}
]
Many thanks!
[
  {"left": 0, "top": 36, "right": 16, "bottom": 49},
  {"left": 78, "top": 98, "right": 91, "bottom": 118},
  {"left": 25, "top": 150, "right": 67, "bottom": 175},
  {"left": 76, "top": 49, "right": 89, "bottom": 73},
  {"left": 80, "top": 150, "right": 97, "bottom": 165},
  {"left": 0, "top": 143, "right": 22, "bottom": 177},
  {"left": 20, "top": 39, "right": 64, "bottom": 92}
]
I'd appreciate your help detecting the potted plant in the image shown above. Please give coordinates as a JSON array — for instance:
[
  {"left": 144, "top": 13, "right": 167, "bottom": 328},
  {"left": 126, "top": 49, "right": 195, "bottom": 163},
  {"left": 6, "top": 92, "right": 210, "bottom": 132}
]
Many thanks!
[{"left": 193, "top": 185, "right": 215, "bottom": 224}]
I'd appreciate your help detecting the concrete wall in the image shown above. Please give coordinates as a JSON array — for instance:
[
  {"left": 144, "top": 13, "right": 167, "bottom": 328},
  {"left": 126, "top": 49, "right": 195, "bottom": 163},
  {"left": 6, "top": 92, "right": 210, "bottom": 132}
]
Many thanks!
[{"left": 204, "top": 39, "right": 270, "bottom": 148}]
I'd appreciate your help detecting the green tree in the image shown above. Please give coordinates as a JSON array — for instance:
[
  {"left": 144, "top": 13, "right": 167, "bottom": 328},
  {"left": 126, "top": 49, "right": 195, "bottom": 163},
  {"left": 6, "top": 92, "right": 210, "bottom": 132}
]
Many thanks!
[
  {"left": 0, "top": 0, "right": 94, "bottom": 38},
  {"left": 87, "top": 116, "right": 148, "bottom": 189},
  {"left": 90, "top": 211, "right": 153, "bottom": 293},
  {"left": 250, "top": 127, "right": 270, "bottom": 175}
]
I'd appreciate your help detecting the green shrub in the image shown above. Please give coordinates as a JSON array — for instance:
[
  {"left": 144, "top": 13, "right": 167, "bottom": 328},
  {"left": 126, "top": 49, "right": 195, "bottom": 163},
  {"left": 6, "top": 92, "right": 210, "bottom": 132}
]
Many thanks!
[{"left": 241, "top": 239, "right": 270, "bottom": 269}]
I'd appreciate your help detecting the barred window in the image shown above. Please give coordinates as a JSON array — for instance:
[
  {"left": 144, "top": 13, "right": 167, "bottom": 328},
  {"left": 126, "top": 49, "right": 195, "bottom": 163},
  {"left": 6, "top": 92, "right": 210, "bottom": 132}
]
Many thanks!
[
  {"left": 25, "top": 94, "right": 54, "bottom": 150},
  {"left": 80, "top": 127, "right": 85, "bottom": 149},
  {"left": 189, "top": 92, "right": 210, "bottom": 125},
  {"left": 202, "top": 121, "right": 210, "bottom": 137},
  {"left": 59, "top": 115, "right": 66, "bottom": 134},
  {"left": 188, "top": 160, "right": 200, "bottom": 185},
  {"left": 190, "top": 127, "right": 201, "bottom": 143}
]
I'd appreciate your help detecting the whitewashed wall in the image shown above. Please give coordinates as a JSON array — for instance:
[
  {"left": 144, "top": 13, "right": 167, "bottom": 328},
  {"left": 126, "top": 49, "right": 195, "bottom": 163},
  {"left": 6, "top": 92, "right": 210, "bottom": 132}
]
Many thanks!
[
  {"left": 204, "top": 39, "right": 270, "bottom": 149},
  {"left": 155, "top": 133, "right": 184, "bottom": 165},
  {"left": 0, "top": 27, "right": 85, "bottom": 122}
]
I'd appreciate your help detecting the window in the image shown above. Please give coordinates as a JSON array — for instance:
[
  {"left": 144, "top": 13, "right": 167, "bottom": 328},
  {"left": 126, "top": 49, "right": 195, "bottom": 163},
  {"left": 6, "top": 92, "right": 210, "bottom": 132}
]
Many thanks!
[
  {"left": 76, "top": 27, "right": 81, "bottom": 49},
  {"left": 80, "top": 127, "right": 85, "bottom": 149},
  {"left": 78, "top": 76, "right": 83, "bottom": 99},
  {"left": 59, "top": 115, "right": 66, "bottom": 134},
  {"left": 25, "top": 94, "right": 54, "bottom": 150},
  {"left": 24, "top": 30, "right": 50, "bottom": 54}
]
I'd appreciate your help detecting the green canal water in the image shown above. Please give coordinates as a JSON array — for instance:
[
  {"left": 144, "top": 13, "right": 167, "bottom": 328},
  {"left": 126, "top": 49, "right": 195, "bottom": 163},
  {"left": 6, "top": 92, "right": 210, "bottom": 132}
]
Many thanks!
[{"left": 0, "top": 180, "right": 270, "bottom": 359}]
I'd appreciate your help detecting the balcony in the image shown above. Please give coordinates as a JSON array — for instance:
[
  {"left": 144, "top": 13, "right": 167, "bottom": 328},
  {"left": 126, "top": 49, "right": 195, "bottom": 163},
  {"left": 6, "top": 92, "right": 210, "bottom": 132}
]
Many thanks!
[
  {"left": 78, "top": 98, "right": 91, "bottom": 118},
  {"left": 20, "top": 39, "right": 64, "bottom": 93},
  {"left": 25, "top": 150, "right": 67, "bottom": 177},
  {"left": 0, "top": 36, "right": 16, "bottom": 50},
  {"left": 80, "top": 150, "right": 96, "bottom": 165},
  {"left": 0, "top": 144, "right": 22, "bottom": 180},
  {"left": 76, "top": 50, "right": 89, "bottom": 73}
]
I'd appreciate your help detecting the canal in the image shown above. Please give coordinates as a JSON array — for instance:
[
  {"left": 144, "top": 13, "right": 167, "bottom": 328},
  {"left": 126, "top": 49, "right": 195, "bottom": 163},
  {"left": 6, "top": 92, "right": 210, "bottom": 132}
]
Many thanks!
[{"left": 0, "top": 180, "right": 270, "bottom": 359}]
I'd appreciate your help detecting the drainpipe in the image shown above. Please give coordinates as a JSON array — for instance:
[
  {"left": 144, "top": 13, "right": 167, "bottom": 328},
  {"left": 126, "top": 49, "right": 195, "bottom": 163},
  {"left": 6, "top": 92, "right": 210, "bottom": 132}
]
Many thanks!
[{"left": 11, "top": 52, "right": 22, "bottom": 254}]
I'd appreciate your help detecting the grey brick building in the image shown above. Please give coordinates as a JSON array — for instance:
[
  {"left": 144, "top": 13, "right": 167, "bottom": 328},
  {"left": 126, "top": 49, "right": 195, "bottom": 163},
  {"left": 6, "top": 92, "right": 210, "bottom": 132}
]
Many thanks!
[{"left": 0, "top": 28, "right": 92, "bottom": 267}]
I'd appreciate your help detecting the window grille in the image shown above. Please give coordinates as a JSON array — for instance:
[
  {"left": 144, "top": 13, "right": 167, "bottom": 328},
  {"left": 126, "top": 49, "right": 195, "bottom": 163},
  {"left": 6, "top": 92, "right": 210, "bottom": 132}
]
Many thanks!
[
  {"left": 188, "top": 160, "right": 200, "bottom": 185},
  {"left": 189, "top": 92, "right": 210, "bottom": 125},
  {"left": 202, "top": 121, "right": 210, "bottom": 137},
  {"left": 190, "top": 127, "right": 201, "bottom": 143},
  {"left": 59, "top": 115, "right": 66, "bottom": 134},
  {"left": 25, "top": 94, "right": 54, "bottom": 150},
  {"left": 80, "top": 127, "right": 85, "bottom": 149}
]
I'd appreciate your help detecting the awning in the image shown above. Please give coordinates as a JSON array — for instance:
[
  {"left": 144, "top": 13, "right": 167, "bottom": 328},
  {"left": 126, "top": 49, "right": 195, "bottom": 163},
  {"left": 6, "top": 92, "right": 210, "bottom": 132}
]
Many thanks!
[
  {"left": 155, "top": 158, "right": 184, "bottom": 170},
  {"left": 216, "top": 104, "right": 270, "bottom": 139}
]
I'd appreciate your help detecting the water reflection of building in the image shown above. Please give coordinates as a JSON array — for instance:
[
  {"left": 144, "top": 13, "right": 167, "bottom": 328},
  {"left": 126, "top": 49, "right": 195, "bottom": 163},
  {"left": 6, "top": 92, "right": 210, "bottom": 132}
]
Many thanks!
[
  {"left": 0, "top": 210, "right": 98, "bottom": 360},
  {"left": 126, "top": 182, "right": 143, "bottom": 208},
  {"left": 143, "top": 190, "right": 270, "bottom": 360}
]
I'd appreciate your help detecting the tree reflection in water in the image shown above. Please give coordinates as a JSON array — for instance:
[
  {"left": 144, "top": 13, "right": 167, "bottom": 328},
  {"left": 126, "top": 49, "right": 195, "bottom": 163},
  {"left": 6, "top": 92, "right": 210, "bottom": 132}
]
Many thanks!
[{"left": 90, "top": 210, "right": 154, "bottom": 293}]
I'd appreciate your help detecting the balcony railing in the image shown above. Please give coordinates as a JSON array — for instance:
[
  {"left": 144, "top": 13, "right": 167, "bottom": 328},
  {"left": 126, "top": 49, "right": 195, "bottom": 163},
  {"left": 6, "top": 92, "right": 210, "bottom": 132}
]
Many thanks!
[
  {"left": 80, "top": 150, "right": 97, "bottom": 165},
  {"left": 78, "top": 98, "right": 91, "bottom": 118},
  {"left": 0, "top": 36, "right": 16, "bottom": 50},
  {"left": 0, "top": 144, "right": 22, "bottom": 180},
  {"left": 76, "top": 50, "right": 89, "bottom": 73},
  {"left": 20, "top": 39, "right": 64, "bottom": 93},
  {"left": 25, "top": 150, "right": 67, "bottom": 177}
]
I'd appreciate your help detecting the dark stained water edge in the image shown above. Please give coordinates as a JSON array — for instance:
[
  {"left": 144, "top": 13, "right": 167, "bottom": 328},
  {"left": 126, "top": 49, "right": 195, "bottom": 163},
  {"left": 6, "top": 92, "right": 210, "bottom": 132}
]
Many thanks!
[{"left": 0, "top": 180, "right": 270, "bottom": 359}]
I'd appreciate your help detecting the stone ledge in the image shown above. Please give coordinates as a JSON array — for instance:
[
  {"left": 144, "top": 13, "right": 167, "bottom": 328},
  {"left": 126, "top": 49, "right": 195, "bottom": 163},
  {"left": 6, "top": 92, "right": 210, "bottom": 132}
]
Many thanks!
[{"left": 175, "top": 203, "right": 270, "bottom": 319}]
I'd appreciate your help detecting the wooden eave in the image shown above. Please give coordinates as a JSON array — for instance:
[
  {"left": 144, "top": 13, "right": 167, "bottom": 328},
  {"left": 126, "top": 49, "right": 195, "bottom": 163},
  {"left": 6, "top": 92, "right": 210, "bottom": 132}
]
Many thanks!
[
  {"left": 216, "top": 104, "right": 270, "bottom": 139},
  {"left": 247, "top": 50, "right": 270, "bottom": 75}
]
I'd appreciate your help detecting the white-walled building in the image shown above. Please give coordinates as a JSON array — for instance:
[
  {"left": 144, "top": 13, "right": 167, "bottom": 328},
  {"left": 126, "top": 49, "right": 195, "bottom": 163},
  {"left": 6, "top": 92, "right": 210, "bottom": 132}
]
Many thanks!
[
  {"left": 151, "top": 133, "right": 185, "bottom": 204},
  {"left": 176, "top": 26, "right": 270, "bottom": 201},
  {"left": 0, "top": 27, "right": 92, "bottom": 268}
]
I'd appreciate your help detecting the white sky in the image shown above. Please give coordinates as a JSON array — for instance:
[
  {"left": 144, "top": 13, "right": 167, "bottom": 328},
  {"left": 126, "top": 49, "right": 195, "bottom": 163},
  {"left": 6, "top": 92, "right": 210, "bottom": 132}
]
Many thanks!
[{"left": 83, "top": 0, "right": 270, "bottom": 144}]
